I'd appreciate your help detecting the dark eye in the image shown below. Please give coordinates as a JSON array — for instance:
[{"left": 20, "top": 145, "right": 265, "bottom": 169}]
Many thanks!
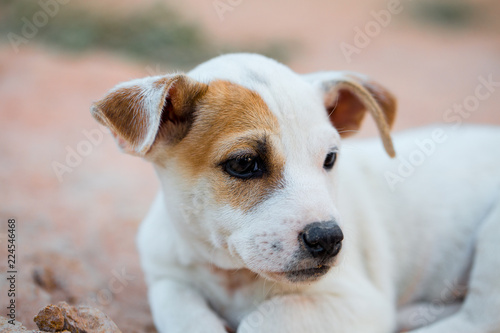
[
  {"left": 323, "top": 152, "right": 337, "bottom": 170},
  {"left": 224, "top": 156, "right": 263, "bottom": 179}
]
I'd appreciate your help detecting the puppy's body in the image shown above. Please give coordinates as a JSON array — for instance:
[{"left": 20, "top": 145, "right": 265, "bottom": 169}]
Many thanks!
[
  {"left": 138, "top": 126, "right": 499, "bottom": 332},
  {"left": 341, "top": 126, "right": 499, "bottom": 308},
  {"left": 92, "top": 54, "right": 500, "bottom": 332}
]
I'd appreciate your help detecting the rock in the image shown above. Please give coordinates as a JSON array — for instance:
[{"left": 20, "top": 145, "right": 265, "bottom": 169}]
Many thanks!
[
  {"left": 34, "top": 302, "right": 121, "bottom": 333},
  {"left": 0, "top": 316, "right": 47, "bottom": 332},
  {"left": 33, "top": 305, "right": 65, "bottom": 332}
]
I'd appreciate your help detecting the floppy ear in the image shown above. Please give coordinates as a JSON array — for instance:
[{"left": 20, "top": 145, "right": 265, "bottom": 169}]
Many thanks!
[
  {"left": 303, "top": 71, "right": 397, "bottom": 157},
  {"left": 90, "top": 74, "right": 208, "bottom": 156}
]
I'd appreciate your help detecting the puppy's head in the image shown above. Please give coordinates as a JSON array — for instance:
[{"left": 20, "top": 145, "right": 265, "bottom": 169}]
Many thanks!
[{"left": 91, "top": 54, "right": 396, "bottom": 283}]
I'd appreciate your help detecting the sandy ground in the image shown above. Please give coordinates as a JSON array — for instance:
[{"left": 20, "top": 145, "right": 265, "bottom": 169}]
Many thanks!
[{"left": 0, "top": 0, "right": 499, "bottom": 331}]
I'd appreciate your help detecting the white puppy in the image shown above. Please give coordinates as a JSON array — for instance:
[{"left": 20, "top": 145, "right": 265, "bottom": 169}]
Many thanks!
[{"left": 91, "top": 54, "right": 500, "bottom": 333}]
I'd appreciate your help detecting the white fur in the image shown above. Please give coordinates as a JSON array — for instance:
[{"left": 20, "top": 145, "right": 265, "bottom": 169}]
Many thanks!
[{"left": 128, "top": 54, "right": 500, "bottom": 333}]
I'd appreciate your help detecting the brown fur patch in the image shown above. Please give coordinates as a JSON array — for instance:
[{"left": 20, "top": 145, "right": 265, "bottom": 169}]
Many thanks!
[
  {"left": 155, "top": 76, "right": 209, "bottom": 145},
  {"left": 92, "top": 85, "right": 147, "bottom": 148},
  {"left": 363, "top": 80, "right": 397, "bottom": 129},
  {"left": 327, "top": 88, "right": 366, "bottom": 136},
  {"left": 91, "top": 75, "right": 208, "bottom": 155},
  {"left": 327, "top": 79, "right": 397, "bottom": 137},
  {"left": 160, "top": 80, "right": 285, "bottom": 212},
  {"left": 208, "top": 265, "right": 258, "bottom": 295}
]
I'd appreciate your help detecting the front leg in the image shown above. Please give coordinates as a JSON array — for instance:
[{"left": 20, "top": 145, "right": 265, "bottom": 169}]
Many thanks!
[
  {"left": 237, "top": 287, "right": 395, "bottom": 333},
  {"left": 149, "top": 279, "right": 229, "bottom": 333}
]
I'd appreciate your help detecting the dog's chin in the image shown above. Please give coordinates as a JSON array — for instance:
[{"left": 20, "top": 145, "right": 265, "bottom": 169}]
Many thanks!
[{"left": 260, "top": 265, "right": 331, "bottom": 284}]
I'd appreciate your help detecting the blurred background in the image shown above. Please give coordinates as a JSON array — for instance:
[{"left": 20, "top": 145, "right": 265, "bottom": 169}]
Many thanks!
[{"left": 0, "top": 0, "right": 499, "bottom": 331}]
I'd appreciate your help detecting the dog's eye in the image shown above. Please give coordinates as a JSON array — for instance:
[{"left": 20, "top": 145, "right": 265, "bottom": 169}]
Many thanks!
[
  {"left": 323, "top": 152, "right": 337, "bottom": 170},
  {"left": 224, "top": 156, "right": 263, "bottom": 179}
]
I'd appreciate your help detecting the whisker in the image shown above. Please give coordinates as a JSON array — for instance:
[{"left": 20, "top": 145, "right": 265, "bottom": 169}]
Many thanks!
[
  {"left": 337, "top": 128, "right": 359, "bottom": 135},
  {"left": 327, "top": 94, "right": 340, "bottom": 118}
]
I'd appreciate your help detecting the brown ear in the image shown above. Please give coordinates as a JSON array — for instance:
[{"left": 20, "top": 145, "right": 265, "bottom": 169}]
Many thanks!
[
  {"left": 303, "top": 72, "right": 397, "bottom": 157},
  {"left": 90, "top": 74, "right": 208, "bottom": 156}
]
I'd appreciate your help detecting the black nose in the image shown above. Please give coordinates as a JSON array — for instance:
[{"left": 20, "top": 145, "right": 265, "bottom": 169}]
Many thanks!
[{"left": 300, "top": 221, "right": 344, "bottom": 259}]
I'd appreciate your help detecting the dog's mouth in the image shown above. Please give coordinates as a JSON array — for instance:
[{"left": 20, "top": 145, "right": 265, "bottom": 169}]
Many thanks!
[
  {"left": 285, "top": 265, "right": 331, "bottom": 282},
  {"left": 265, "top": 265, "right": 331, "bottom": 283}
]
